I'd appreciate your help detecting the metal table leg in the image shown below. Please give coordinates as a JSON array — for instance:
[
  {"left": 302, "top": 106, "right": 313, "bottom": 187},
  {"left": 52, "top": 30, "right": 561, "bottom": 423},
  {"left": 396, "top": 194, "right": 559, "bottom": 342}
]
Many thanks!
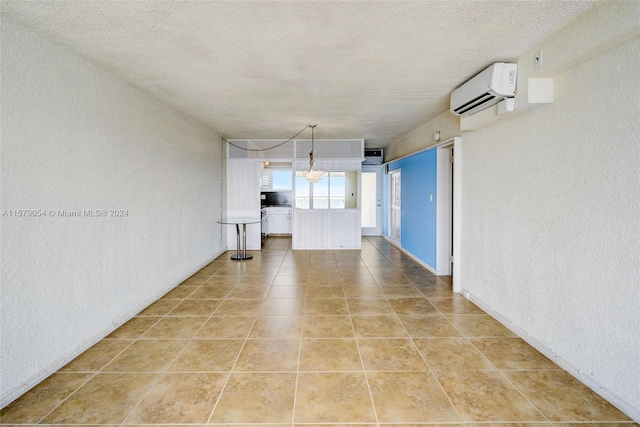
[{"left": 230, "top": 222, "right": 253, "bottom": 260}]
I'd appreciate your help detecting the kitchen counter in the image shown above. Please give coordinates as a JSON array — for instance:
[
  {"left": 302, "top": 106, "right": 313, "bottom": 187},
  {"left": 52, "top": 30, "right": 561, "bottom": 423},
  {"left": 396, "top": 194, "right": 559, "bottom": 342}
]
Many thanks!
[{"left": 262, "top": 206, "right": 292, "bottom": 235}]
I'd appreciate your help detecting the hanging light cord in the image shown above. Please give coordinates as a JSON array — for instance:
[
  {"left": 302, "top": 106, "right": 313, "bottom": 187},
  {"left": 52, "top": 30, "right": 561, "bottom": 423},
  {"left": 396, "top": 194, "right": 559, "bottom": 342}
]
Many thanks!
[
  {"left": 308, "top": 123, "right": 316, "bottom": 170},
  {"left": 221, "top": 123, "right": 311, "bottom": 152}
]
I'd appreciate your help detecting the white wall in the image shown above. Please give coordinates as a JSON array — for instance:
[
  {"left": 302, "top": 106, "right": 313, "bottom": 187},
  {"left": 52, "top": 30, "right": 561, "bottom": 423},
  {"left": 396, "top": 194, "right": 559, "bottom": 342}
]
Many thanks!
[
  {"left": 460, "top": 24, "right": 640, "bottom": 422},
  {"left": 387, "top": 111, "right": 460, "bottom": 160},
  {"left": 386, "top": 2, "right": 640, "bottom": 420},
  {"left": 0, "top": 18, "right": 225, "bottom": 405}
]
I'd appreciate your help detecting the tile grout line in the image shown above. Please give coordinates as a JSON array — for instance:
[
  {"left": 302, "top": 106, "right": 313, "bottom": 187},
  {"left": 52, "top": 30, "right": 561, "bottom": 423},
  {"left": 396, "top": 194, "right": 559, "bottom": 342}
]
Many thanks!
[
  {"left": 405, "top": 322, "right": 466, "bottom": 423},
  {"left": 41, "top": 301, "right": 172, "bottom": 425},
  {"left": 121, "top": 255, "right": 244, "bottom": 425},
  {"left": 383, "top": 249, "right": 465, "bottom": 424},
  {"left": 117, "top": 278, "right": 219, "bottom": 425},
  {"left": 278, "top": 242, "right": 302, "bottom": 427},
  {"left": 496, "top": 368, "right": 553, "bottom": 423},
  {"left": 205, "top": 279, "right": 261, "bottom": 425},
  {"left": 53, "top": 325, "right": 144, "bottom": 402},
  {"left": 8, "top": 237, "right": 625, "bottom": 425},
  {"left": 205, "top": 242, "right": 287, "bottom": 425},
  {"left": 366, "top": 236, "right": 463, "bottom": 425},
  {"left": 32, "top": 371, "right": 98, "bottom": 424},
  {"left": 350, "top": 248, "right": 382, "bottom": 427},
  {"left": 416, "top": 298, "right": 487, "bottom": 424}
]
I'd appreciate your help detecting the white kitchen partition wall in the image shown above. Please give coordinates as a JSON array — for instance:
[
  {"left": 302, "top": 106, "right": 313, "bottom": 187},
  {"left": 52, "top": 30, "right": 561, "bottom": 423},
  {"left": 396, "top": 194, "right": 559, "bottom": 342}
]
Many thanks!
[
  {"left": 225, "top": 137, "right": 364, "bottom": 250},
  {"left": 227, "top": 138, "right": 363, "bottom": 161}
]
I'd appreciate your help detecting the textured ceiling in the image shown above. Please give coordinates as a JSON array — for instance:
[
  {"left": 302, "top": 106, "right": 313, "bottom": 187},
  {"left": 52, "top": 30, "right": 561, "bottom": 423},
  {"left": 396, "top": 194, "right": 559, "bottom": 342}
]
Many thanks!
[{"left": 1, "top": 0, "right": 597, "bottom": 147}]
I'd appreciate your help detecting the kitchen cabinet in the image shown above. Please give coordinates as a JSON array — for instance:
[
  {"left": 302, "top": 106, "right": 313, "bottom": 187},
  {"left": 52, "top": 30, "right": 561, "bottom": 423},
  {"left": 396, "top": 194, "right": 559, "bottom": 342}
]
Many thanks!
[{"left": 267, "top": 207, "right": 291, "bottom": 234}]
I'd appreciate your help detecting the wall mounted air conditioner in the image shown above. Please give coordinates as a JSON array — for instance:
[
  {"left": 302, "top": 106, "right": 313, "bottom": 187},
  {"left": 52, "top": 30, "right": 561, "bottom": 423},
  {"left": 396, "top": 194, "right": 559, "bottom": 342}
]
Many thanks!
[
  {"left": 363, "top": 149, "right": 383, "bottom": 165},
  {"left": 450, "top": 63, "right": 517, "bottom": 116}
]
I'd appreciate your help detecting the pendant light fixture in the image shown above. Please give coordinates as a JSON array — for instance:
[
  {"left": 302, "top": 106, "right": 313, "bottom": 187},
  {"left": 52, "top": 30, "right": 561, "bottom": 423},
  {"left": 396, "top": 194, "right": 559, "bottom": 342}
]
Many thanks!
[{"left": 303, "top": 123, "right": 325, "bottom": 183}]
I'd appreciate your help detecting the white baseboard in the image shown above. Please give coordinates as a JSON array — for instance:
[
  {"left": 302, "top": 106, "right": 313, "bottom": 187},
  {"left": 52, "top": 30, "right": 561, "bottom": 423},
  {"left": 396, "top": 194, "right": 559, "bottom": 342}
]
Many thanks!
[
  {"left": 0, "top": 249, "right": 225, "bottom": 409},
  {"left": 381, "top": 236, "right": 439, "bottom": 275},
  {"left": 462, "top": 289, "right": 640, "bottom": 423}
]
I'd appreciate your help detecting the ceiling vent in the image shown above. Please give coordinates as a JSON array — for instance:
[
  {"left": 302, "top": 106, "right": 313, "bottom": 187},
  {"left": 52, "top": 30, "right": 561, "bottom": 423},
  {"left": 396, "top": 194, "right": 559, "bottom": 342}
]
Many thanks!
[
  {"left": 450, "top": 63, "right": 517, "bottom": 116},
  {"left": 363, "top": 149, "right": 383, "bottom": 165}
]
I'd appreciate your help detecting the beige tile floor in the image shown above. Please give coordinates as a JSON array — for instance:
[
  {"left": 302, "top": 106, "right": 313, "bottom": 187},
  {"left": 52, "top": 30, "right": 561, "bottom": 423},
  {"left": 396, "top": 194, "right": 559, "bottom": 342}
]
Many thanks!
[{"left": 1, "top": 236, "right": 635, "bottom": 426}]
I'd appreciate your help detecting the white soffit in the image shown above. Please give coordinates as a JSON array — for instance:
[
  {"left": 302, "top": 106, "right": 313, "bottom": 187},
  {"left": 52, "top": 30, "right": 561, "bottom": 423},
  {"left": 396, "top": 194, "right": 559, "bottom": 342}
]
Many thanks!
[{"left": 0, "top": 0, "right": 597, "bottom": 147}]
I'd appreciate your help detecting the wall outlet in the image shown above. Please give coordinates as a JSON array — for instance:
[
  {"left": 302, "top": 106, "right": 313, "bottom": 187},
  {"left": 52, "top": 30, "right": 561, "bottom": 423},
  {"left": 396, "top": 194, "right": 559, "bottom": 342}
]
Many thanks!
[{"left": 534, "top": 50, "right": 542, "bottom": 69}]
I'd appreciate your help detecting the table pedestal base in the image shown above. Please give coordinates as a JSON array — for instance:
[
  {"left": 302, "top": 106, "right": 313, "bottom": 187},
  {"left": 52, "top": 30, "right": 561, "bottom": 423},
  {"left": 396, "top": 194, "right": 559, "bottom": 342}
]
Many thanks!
[
  {"left": 232, "top": 223, "right": 251, "bottom": 261},
  {"left": 217, "top": 218, "right": 260, "bottom": 262}
]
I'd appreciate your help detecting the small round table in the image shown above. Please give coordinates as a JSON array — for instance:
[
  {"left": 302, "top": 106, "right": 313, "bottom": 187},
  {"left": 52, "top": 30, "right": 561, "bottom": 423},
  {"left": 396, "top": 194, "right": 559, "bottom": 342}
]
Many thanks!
[{"left": 217, "top": 217, "right": 261, "bottom": 260}]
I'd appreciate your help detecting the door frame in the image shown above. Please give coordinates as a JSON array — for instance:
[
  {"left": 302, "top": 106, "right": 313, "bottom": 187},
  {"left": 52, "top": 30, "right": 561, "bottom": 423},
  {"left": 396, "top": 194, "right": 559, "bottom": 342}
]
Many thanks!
[
  {"left": 435, "top": 137, "right": 462, "bottom": 293},
  {"left": 435, "top": 147, "right": 453, "bottom": 276},
  {"left": 381, "top": 137, "right": 462, "bottom": 292},
  {"left": 388, "top": 168, "right": 401, "bottom": 244},
  {"left": 361, "top": 165, "right": 382, "bottom": 236}
]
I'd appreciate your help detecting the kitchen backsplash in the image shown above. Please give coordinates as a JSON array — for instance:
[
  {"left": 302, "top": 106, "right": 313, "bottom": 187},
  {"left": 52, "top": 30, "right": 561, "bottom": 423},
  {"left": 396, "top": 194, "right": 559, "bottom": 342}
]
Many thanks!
[{"left": 261, "top": 191, "right": 292, "bottom": 206}]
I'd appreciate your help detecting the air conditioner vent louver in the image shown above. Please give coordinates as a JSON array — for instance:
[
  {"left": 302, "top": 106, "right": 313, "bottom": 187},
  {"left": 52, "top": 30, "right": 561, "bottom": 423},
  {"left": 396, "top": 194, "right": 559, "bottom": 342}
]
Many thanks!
[
  {"left": 450, "top": 63, "right": 517, "bottom": 116},
  {"left": 453, "top": 93, "right": 497, "bottom": 115}
]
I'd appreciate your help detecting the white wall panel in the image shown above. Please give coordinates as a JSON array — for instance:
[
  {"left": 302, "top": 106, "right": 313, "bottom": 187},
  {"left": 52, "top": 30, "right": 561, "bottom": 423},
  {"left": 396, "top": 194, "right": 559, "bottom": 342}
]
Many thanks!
[
  {"left": 226, "top": 161, "right": 261, "bottom": 250},
  {"left": 326, "top": 160, "right": 362, "bottom": 171},
  {"left": 327, "top": 210, "right": 361, "bottom": 249},
  {"left": 293, "top": 210, "right": 328, "bottom": 249}
]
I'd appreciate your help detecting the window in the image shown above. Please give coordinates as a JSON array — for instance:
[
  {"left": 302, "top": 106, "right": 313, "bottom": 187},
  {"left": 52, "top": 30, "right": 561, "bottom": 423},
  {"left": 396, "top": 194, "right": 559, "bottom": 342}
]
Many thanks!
[
  {"left": 295, "top": 174, "right": 310, "bottom": 209},
  {"left": 295, "top": 171, "right": 358, "bottom": 209},
  {"left": 271, "top": 170, "right": 292, "bottom": 191},
  {"left": 361, "top": 171, "right": 378, "bottom": 228},
  {"left": 329, "top": 172, "right": 345, "bottom": 208}
]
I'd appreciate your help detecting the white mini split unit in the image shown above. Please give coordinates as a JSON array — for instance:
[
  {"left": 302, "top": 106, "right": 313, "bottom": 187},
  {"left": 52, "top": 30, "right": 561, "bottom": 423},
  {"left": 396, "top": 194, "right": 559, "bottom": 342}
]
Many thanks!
[
  {"left": 362, "top": 149, "right": 383, "bottom": 165},
  {"left": 450, "top": 63, "right": 517, "bottom": 116}
]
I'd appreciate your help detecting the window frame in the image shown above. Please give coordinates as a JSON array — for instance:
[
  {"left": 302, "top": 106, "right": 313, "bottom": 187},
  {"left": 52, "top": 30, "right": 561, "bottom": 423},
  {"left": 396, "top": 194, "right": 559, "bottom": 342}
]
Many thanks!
[{"left": 295, "top": 171, "right": 350, "bottom": 210}]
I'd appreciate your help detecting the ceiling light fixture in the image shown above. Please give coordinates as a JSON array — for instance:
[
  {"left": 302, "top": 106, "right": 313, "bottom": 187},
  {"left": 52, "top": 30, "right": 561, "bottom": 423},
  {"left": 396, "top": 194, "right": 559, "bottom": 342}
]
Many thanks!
[{"left": 303, "top": 123, "right": 325, "bottom": 183}]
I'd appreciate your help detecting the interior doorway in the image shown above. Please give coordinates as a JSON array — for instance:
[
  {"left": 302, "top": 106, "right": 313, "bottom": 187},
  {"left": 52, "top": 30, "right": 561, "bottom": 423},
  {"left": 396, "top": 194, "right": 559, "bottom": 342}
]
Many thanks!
[
  {"left": 361, "top": 166, "right": 382, "bottom": 236},
  {"left": 435, "top": 146, "right": 453, "bottom": 276},
  {"left": 434, "top": 137, "right": 462, "bottom": 293}
]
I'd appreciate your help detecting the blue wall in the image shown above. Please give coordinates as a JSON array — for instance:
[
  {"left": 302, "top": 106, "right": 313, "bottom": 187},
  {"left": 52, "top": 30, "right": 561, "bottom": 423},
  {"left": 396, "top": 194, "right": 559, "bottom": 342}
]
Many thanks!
[{"left": 385, "top": 149, "right": 437, "bottom": 268}]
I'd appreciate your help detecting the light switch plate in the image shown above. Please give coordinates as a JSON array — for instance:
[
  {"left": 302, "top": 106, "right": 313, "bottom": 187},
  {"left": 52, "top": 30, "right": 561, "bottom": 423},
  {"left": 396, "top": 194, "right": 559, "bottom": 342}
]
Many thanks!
[{"left": 534, "top": 50, "right": 542, "bottom": 69}]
